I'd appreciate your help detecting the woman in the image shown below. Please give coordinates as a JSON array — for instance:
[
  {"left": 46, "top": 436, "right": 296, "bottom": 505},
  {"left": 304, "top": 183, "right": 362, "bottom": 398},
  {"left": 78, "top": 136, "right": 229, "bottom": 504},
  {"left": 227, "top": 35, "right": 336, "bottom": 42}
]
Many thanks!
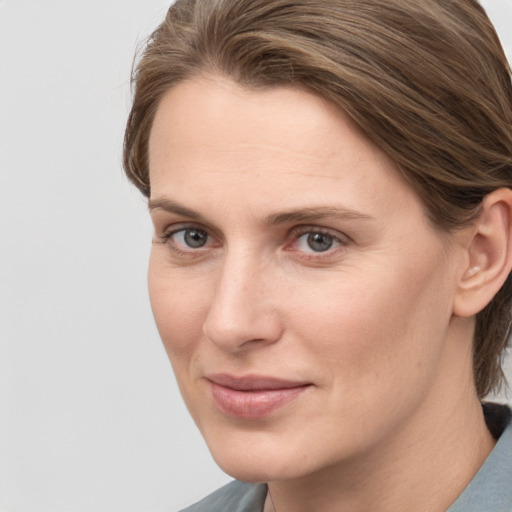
[{"left": 123, "top": 1, "right": 512, "bottom": 510}]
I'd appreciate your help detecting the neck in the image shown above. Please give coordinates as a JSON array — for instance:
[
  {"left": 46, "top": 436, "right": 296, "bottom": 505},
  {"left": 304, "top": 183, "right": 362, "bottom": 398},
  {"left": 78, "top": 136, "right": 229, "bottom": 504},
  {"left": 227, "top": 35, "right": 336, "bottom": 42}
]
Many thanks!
[{"left": 265, "top": 319, "right": 495, "bottom": 512}]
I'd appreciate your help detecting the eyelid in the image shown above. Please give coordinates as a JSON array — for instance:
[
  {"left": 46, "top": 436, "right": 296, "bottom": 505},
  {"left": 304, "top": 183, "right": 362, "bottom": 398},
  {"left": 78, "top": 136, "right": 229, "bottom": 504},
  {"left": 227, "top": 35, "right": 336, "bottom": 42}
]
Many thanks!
[
  {"left": 289, "top": 225, "right": 350, "bottom": 243},
  {"left": 159, "top": 221, "right": 217, "bottom": 240}
]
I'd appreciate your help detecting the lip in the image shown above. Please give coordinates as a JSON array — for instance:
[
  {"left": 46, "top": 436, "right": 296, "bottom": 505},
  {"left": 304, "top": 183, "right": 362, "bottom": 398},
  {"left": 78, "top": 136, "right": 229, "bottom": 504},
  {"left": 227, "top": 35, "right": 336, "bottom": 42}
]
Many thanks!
[{"left": 206, "top": 374, "right": 312, "bottom": 419}]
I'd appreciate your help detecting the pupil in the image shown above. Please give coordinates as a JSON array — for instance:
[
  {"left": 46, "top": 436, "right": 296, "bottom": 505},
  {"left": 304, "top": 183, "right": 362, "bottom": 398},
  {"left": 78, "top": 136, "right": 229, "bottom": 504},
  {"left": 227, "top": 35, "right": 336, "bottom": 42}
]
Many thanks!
[
  {"left": 307, "top": 232, "right": 333, "bottom": 252},
  {"left": 184, "top": 229, "right": 207, "bottom": 248}
]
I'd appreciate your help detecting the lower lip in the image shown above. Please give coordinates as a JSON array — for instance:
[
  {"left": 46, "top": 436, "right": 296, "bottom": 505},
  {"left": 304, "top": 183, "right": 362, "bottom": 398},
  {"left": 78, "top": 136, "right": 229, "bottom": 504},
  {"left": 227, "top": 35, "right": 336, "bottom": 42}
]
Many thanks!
[{"left": 208, "top": 381, "right": 310, "bottom": 419}]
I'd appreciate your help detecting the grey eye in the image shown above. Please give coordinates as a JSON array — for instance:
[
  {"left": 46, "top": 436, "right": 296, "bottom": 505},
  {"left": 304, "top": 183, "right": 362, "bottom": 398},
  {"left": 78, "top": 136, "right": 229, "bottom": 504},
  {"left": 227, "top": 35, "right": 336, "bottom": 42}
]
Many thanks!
[
  {"left": 182, "top": 228, "right": 209, "bottom": 248},
  {"left": 306, "top": 232, "right": 334, "bottom": 252}
]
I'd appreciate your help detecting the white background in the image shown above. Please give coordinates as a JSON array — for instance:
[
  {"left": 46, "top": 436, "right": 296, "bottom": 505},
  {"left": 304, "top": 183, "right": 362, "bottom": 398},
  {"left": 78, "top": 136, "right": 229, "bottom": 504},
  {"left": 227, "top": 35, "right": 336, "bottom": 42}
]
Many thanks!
[{"left": 0, "top": 1, "right": 511, "bottom": 511}]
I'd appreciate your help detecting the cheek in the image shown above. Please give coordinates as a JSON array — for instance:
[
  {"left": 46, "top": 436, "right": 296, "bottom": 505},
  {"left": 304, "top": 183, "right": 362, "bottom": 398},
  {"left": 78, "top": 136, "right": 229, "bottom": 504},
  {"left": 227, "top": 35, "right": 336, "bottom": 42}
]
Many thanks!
[
  {"left": 147, "top": 254, "right": 209, "bottom": 360},
  {"left": 288, "top": 253, "right": 454, "bottom": 394},
  {"left": 148, "top": 259, "right": 214, "bottom": 422}
]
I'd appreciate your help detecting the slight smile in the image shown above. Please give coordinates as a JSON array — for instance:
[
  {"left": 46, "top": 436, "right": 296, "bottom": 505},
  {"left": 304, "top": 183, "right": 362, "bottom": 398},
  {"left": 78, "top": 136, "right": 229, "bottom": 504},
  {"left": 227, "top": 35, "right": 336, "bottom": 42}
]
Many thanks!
[{"left": 206, "top": 374, "right": 313, "bottom": 420}]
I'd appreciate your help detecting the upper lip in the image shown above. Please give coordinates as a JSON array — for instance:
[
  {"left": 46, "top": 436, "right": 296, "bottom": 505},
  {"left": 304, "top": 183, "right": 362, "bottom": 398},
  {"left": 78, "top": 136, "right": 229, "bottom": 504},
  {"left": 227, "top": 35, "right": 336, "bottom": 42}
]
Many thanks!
[{"left": 205, "top": 373, "right": 311, "bottom": 391}]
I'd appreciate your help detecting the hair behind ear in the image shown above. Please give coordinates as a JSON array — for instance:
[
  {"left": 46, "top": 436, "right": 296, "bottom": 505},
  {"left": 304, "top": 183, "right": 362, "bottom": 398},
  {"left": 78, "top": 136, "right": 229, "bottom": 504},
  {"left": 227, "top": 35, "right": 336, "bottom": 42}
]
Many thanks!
[
  {"left": 453, "top": 189, "right": 512, "bottom": 397},
  {"left": 474, "top": 281, "right": 512, "bottom": 397}
]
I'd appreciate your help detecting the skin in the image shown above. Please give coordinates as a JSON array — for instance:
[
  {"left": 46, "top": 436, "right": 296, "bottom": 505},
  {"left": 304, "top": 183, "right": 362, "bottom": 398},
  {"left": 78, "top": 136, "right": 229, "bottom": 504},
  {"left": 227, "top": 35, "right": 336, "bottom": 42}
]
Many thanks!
[{"left": 147, "top": 75, "right": 497, "bottom": 512}]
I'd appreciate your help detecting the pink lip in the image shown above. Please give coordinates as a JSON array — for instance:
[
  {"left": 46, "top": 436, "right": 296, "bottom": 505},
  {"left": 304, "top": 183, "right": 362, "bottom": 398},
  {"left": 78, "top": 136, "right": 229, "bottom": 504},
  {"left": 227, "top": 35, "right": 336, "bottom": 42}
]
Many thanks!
[{"left": 206, "top": 374, "right": 312, "bottom": 419}]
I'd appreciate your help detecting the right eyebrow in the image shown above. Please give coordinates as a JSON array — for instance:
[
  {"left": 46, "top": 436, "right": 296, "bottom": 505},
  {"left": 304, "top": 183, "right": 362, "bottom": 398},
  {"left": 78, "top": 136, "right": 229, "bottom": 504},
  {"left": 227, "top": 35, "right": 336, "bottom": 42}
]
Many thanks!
[{"left": 148, "top": 197, "right": 207, "bottom": 223}]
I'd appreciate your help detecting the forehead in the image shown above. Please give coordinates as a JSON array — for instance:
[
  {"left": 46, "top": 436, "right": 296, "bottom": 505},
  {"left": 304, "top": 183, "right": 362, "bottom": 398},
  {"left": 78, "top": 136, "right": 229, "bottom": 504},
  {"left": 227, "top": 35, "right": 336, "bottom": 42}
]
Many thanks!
[
  {"left": 148, "top": 74, "right": 434, "bottom": 233},
  {"left": 150, "top": 78, "right": 331, "bottom": 161},
  {"left": 150, "top": 76, "right": 396, "bottom": 175}
]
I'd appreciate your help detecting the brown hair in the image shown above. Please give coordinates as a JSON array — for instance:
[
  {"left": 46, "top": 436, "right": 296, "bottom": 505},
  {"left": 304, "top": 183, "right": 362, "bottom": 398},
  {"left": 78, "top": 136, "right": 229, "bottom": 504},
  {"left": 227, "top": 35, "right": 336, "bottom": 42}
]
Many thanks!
[{"left": 123, "top": 0, "right": 512, "bottom": 397}]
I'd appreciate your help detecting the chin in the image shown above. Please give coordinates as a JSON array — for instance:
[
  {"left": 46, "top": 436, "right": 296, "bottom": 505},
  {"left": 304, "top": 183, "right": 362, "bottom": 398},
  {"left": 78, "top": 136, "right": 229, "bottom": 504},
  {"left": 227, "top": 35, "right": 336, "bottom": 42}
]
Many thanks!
[
  {"left": 203, "top": 427, "right": 327, "bottom": 484},
  {"left": 214, "top": 454, "right": 299, "bottom": 484},
  {"left": 219, "top": 464, "right": 275, "bottom": 484}
]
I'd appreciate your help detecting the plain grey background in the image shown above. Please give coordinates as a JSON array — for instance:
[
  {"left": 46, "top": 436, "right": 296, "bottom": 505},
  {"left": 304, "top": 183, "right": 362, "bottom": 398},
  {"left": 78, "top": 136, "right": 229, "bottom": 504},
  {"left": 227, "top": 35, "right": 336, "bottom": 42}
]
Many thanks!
[{"left": 0, "top": 1, "right": 511, "bottom": 511}]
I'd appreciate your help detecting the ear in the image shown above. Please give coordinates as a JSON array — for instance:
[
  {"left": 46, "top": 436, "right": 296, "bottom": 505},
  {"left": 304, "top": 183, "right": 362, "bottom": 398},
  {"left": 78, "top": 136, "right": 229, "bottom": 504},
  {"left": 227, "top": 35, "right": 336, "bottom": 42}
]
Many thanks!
[{"left": 453, "top": 188, "right": 512, "bottom": 317}]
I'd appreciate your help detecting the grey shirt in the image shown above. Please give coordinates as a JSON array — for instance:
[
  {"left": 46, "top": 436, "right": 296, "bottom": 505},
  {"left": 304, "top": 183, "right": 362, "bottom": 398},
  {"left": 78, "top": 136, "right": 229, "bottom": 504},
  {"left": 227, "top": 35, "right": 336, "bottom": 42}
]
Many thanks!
[{"left": 180, "top": 404, "right": 512, "bottom": 512}]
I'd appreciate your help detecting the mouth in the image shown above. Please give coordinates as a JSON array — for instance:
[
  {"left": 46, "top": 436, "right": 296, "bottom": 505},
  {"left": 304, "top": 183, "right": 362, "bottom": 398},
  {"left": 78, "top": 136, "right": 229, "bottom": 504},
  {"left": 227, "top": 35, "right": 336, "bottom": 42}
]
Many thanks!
[{"left": 205, "top": 374, "right": 312, "bottom": 420}]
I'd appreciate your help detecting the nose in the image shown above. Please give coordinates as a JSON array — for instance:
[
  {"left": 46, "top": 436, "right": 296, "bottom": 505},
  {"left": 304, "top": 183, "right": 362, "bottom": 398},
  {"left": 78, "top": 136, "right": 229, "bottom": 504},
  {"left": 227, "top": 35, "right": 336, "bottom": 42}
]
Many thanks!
[{"left": 202, "top": 254, "right": 283, "bottom": 352}]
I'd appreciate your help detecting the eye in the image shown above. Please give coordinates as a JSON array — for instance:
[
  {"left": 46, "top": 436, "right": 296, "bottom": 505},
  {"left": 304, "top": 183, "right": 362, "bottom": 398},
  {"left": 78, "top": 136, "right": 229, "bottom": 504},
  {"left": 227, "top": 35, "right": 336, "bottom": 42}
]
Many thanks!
[
  {"left": 175, "top": 228, "right": 209, "bottom": 248},
  {"left": 161, "top": 226, "right": 215, "bottom": 251},
  {"left": 292, "top": 229, "right": 344, "bottom": 254},
  {"left": 299, "top": 232, "right": 335, "bottom": 252}
]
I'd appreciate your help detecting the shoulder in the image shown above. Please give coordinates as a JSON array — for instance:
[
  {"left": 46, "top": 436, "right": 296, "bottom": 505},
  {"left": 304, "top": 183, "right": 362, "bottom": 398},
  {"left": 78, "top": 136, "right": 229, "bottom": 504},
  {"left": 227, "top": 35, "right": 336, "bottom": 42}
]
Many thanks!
[
  {"left": 448, "top": 403, "right": 512, "bottom": 512},
  {"left": 179, "top": 480, "right": 268, "bottom": 512}
]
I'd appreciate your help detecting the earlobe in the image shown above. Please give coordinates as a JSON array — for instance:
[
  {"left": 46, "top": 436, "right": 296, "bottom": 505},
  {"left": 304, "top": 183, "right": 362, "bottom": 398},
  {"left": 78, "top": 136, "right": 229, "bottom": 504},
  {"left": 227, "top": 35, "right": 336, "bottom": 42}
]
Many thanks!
[{"left": 453, "top": 188, "right": 512, "bottom": 317}]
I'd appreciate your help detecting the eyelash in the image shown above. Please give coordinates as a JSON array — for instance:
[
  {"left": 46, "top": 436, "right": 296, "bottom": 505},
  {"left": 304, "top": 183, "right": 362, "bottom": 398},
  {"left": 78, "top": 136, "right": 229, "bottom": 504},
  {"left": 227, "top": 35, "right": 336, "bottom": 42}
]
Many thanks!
[{"left": 155, "top": 224, "right": 349, "bottom": 259}]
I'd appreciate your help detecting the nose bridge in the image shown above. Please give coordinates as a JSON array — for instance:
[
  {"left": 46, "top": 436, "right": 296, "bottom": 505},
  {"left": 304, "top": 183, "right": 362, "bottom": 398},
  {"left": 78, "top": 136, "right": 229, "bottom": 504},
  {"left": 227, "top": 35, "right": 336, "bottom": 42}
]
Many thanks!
[{"left": 202, "top": 247, "right": 280, "bottom": 351}]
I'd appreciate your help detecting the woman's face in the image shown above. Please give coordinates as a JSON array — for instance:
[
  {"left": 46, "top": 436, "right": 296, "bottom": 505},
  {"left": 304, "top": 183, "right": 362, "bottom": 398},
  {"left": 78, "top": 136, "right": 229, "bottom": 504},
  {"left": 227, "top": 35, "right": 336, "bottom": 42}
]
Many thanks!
[{"left": 148, "top": 75, "right": 466, "bottom": 482}]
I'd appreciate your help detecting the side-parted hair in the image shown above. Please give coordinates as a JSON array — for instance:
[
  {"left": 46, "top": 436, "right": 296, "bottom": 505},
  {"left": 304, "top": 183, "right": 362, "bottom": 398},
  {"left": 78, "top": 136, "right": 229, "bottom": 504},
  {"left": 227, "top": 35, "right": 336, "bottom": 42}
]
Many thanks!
[{"left": 123, "top": 0, "right": 512, "bottom": 397}]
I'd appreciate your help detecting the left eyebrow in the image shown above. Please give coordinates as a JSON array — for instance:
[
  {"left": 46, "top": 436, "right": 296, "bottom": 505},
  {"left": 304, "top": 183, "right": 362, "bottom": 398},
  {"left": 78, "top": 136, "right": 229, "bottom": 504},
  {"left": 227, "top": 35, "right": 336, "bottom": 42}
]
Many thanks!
[{"left": 265, "top": 206, "right": 374, "bottom": 226}]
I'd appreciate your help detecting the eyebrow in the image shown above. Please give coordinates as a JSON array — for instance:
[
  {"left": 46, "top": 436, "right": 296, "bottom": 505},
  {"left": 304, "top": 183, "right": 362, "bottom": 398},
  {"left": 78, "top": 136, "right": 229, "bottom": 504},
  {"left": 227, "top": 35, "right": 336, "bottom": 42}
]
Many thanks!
[
  {"left": 148, "top": 197, "right": 374, "bottom": 225},
  {"left": 148, "top": 197, "right": 207, "bottom": 222},
  {"left": 265, "top": 206, "right": 373, "bottom": 225}
]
